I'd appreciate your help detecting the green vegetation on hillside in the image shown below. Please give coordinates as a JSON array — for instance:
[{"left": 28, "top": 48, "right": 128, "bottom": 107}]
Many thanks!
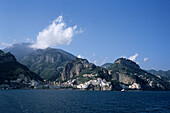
[
  {"left": 20, "top": 48, "right": 76, "bottom": 81},
  {"left": 107, "top": 58, "right": 170, "bottom": 90},
  {"left": 0, "top": 50, "right": 43, "bottom": 84}
]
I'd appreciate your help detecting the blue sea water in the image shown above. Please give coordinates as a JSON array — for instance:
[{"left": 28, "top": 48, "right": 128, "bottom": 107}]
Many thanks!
[{"left": 0, "top": 90, "right": 169, "bottom": 113}]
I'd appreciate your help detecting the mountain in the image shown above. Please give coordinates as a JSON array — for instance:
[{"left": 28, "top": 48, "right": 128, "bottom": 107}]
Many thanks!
[
  {"left": 147, "top": 69, "right": 170, "bottom": 78},
  {"left": 61, "top": 58, "right": 110, "bottom": 82},
  {"left": 107, "top": 58, "right": 170, "bottom": 91},
  {"left": 147, "top": 69, "right": 170, "bottom": 83},
  {"left": 101, "top": 63, "right": 112, "bottom": 69},
  {"left": 0, "top": 50, "right": 43, "bottom": 89},
  {"left": 19, "top": 48, "right": 77, "bottom": 81},
  {"left": 3, "top": 43, "right": 169, "bottom": 91},
  {"left": 60, "top": 58, "right": 112, "bottom": 90},
  {"left": 3, "top": 43, "right": 35, "bottom": 60}
]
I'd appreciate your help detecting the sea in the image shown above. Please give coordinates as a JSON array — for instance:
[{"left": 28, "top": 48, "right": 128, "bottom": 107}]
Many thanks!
[{"left": 0, "top": 90, "right": 169, "bottom": 113}]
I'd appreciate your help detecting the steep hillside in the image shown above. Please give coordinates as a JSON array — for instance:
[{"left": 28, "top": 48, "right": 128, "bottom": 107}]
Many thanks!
[
  {"left": 148, "top": 69, "right": 170, "bottom": 78},
  {"left": 0, "top": 50, "right": 43, "bottom": 89},
  {"left": 108, "top": 58, "right": 170, "bottom": 91},
  {"left": 19, "top": 48, "right": 76, "bottom": 81},
  {"left": 147, "top": 69, "right": 170, "bottom": 83},
  {"left": 61, "top": 58, "right": 110, "bottom": 83}
]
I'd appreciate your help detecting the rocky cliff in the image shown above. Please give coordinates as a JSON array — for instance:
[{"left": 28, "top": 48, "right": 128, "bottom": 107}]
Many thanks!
[
  {"left": 108, "top": 58, "right": 170, "bottom": 91},
  {"left": 19, "top": 48, "right": 76, "bottom": 81},
  {"left": 61, "top": 58, "right": 110, "bottom": 81}
]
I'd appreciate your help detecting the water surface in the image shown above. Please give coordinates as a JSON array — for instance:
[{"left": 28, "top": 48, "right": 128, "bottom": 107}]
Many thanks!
[{"left": 0, "top": 90, "right": 169, "bottom": 113}]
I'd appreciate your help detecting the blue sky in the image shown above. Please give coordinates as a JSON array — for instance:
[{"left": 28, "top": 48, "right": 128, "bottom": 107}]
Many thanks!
[{"left": 0, "top": 0, "right": 170, "bottom": 70}]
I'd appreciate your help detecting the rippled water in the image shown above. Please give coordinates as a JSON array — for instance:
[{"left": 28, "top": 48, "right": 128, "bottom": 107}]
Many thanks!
[{"left": 0, "top": 90, "right": 169, "bottom": 113}]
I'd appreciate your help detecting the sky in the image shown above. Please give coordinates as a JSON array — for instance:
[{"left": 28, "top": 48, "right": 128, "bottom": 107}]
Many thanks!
[{"left": 0, "top": 0, "right": 170, "bottom": 70}]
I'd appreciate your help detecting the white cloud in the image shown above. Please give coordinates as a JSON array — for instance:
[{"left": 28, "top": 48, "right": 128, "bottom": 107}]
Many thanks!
[
  {"left": 26, "top": 38, "right": 31, "bottom": 42},
  {"left": 120, "top": 55, "right": 127, "bottom": 58},
  {"left": 93, "top": 60, "right": 97, "bottom": 65},
  {"left": 78, "top": 55, "right": 82, "bottom": 58},
  {"left": 75, "top": 28, "right": 83, "bottom": 34},
  {"left": 31, "top": 16, "right": 80, "bottom": 49},
  {"left": 136, "top": 62, "right": 139, "bottom": 64},
  {"left": 152, "top": 67, "right": 156, "bottom": 70},
  {"left": 78, "top": 54, "right": 85, "bottom": 59},
  {"left": 13, "top": 39, "right": 16, "bottom": 42},
  {"left": 92, "top": 53, "right": 96, "bottom": 57},
  {"left": 26, "top": 38, "right": 34, "bottom": 43},
  {"left": 143, "top": 57, "right": 148, "bottom": 62},
  {"left": 129, "top": 53, "right": 139, "bottom": 61},
  {"left": 1, "top": 42, "right": 12, "bottom": 47}
]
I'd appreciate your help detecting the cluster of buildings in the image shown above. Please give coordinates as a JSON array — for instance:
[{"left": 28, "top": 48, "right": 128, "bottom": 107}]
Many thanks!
[
  {"left": 77, "top": 78, "right": 112, "bottom": 90},
  {"left": 120, "top": 82, "right": 141, "bottom": 90}
]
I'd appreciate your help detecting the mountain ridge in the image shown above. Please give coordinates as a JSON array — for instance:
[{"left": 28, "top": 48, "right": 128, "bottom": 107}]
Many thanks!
[
  {"left": 19, "top": 47, "right": 77, "bottom": 81},
  {"left": 4, "top": 43, "right": 77, "bottom": 81},
  {"left": 2, "top": 43, "right": 170, "bottom": 91},
  {"left": 101, "top": 63, "right": 112, "bottom": 69},
  {"left": 107, "top": 58, "right": 169, "bottom": 90}
]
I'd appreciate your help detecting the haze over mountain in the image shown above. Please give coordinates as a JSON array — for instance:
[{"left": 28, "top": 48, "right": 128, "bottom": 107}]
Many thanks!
[{"left": 3, "top": 43, "right": 35, "bottom": 60}]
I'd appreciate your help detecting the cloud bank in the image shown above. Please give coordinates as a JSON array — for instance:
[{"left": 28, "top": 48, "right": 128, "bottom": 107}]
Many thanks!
[
  {"left": 129, "top": 53, "right": 139, "bottom": 61},
  {"left": 2, "top": 42, "right": 12, "bottom": 47},
  {"left": 78, "top": 55, "right": 82, "bottom": 58},
  {"left": 31, "top": 16, "right": 79, "bottom": 49},
  {"left": 144, "top": 57, "right": 148, "bottom": 62},
  {"left": 78, "top": 54, "right": 85, "bottom": 59}
]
